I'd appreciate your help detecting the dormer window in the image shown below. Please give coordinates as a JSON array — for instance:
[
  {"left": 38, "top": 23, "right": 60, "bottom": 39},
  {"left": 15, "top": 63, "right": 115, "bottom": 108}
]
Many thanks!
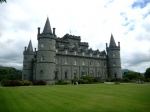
[
  {"left": 65, "top": 50, "right": 68, "bottom": 54},
  {"left": 82, "top": 52, "right": 85, "bottom": 56},
  {"left": 90, "top": 53, "right": 92, "bottom": 57},
  {"left": 74, "top": 51, "right": 77, "bottom": 55}
]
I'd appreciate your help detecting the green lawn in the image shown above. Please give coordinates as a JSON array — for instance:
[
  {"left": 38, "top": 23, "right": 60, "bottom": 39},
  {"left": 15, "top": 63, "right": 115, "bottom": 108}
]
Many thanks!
[{"left": 0, "top": 83, "right": 150, "bottom": 112}]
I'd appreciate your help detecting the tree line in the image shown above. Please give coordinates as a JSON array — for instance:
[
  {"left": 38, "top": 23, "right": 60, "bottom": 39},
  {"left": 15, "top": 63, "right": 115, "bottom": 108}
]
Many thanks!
[{"left": 0, "top": 66, "right": 22, "bottom": 82}]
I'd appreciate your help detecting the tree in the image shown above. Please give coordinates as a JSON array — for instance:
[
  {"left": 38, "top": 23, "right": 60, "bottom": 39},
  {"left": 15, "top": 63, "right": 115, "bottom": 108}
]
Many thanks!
[
  {"left": 123, "top": 72, "right": 142, "bottom": 80},
  {"left": 144, "top": 68, "right": 150, "bottom": 79},
  {"left": 0, "top": 0, "right": 6, "bottom": 3}
]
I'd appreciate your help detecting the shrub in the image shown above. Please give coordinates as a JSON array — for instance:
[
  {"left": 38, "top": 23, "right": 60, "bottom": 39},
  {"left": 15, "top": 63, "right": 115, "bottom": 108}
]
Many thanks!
[
  {"left": 55, "top": 80, "right": 69, "bottom": 85},
  {"left": 33, "top": 80, "right": 46, "bottom": 85},
  {"left": 20, "top": 80, "right": 32, "bottom": 86},
  {"left": 3, "top": 80, "right": 21, "bottom": 87}
]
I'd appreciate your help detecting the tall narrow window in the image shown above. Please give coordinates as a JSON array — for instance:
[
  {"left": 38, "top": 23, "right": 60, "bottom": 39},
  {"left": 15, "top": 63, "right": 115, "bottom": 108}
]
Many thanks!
[
  {"left": 83, "top": 60, "right": 85, "bottom": 66},
  {"left": 90, "top": 60, "right": 93, "bottom": 66},
  {"left": 54, "top": 69, "right": 58, "bottom": 80},
  {"left": 90, "top": 53, "right": 92, "bottom": 57},
  {"left": 41, "top": 55, "right": 44, "bottom": 61},
  {"left": 91, "top": 70, "right": 94, "bottom": 77},
  {"left": 74, "top": 59, "right": 77, "bottom": 65},
  {"left": 113, "top": 62, "right": 116, "bottom": 66},
  {"left": 74, "top": 51, "right": 77, "bottom": 55},
  {"left": 82, "top": 52, "right": 85, "bottom": 56},
  {"left": 65, "top": 70, "right": 68, "bottom": 79},
  {"left": 40, "top": 70, "right": 43, "bottom": 79},
  {"left": 74, "top": 70, "right": 77, "bottom": 79},
  {"left": 65, "top": 50, "right": 68, "bottom": 54},
  {"left": 65, "top": 58, "right": 68, "bottom": 64}
]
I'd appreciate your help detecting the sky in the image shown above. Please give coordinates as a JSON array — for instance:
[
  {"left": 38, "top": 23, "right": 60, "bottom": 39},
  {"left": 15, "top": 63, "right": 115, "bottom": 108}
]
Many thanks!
[{"left": 0, "top": 0, "right": 150, "bottom": 73}]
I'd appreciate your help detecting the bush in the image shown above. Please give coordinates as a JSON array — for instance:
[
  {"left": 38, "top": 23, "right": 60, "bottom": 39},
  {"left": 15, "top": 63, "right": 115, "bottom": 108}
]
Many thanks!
[
  {"left": 55, "top": 80, "right": 69, "bottom": 85},
  {"left": 20, "top": 80, "right": 32, "bottom": 86},
  {"left": 3, "top": 80, "right": 21, "bottom": 87},
  {"left": 33, "top": 80, "right": 46, "bottom": 85}
]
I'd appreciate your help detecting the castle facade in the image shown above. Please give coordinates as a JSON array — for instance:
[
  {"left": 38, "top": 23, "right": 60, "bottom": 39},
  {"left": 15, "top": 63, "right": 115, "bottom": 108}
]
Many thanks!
[{"left": 22, "top": 18, "right": 122, "bottom": 82}]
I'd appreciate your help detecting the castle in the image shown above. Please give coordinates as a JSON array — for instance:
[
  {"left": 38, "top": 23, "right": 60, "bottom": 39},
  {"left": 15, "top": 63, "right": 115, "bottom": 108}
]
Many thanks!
[{"left": 22, "top": 17, "right": 122, "bottom": 82}]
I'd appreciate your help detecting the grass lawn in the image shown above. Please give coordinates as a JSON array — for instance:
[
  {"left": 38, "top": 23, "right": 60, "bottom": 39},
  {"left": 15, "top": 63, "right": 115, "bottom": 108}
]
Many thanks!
[{"left": 0, "top": 83, "right": 150, "bottom": 112}]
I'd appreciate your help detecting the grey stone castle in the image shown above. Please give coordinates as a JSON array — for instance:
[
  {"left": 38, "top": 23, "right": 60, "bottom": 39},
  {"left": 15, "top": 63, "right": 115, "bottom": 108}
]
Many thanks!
[{"left": 22, "top": 17, "right": 122, "bottom": 82}]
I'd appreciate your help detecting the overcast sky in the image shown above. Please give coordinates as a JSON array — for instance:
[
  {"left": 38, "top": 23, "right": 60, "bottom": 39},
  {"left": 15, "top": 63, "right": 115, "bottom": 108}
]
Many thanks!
[{"left": 0, "top": 0, "right": 150, "bottom": 72}]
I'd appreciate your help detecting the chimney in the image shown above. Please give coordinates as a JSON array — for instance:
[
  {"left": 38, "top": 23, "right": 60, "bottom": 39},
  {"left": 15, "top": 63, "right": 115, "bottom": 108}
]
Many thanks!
[{"left": 53, "top": 28, "right": 56, "bottom": 35}]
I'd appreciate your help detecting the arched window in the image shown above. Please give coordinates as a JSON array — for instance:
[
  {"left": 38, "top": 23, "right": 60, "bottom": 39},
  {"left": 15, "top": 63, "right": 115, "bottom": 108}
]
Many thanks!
[
  {"left": 74, "top": 70, "right": 77, "bottom": 79},
  {"left": 74, "top": 59, "right": 77, "bottom": 65},
  {"left": 90, "top": 60, "right": 93, "bottom": 66},
  {"left": 97, "top": 61, "right": 100, "bottom": 66},
  {"left": 81, "top": 69, "right": 86, "bottom": 76},
  {"left": 65, "top": 58, "right": 68, "bottom": 64},
  {"left": 65, "top": 70, "right": 68, "bottom": 79},
  {"left": 90, "top": 70, "right": 94, "bottom": 77},
  {"left": 82, "top": 52, "right": 85, "bottom": 56},
  {"left": 54, "top": 69, "right": 58, "bottom": 80},
  {"left": 83, "top": 60, "right": 85, "bottom": 66},
  {"left": 55, "top": 57, "right": 58, "bottom": 64}
]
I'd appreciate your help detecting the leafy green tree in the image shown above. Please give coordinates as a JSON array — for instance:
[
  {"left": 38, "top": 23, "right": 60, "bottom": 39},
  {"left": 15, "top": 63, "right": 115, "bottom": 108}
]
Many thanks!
[
  {"left": 144, "top": 68, "right": 150, "bottom": 79},
  {"left": 123, "top": 72, "right": 142, "bottom": 80},
  {"left": 0, "top": 66, "right": 22, "bottom": 82}
]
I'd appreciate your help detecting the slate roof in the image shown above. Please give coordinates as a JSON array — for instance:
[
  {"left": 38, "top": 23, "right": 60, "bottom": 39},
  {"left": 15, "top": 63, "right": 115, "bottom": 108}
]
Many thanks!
[
  {"left": 27, "top": 40, "right": 33, "bottom": 52},
  {"left": 109, "top": 34, "right": 116, "bottom": 47},
  {"left": 43, "top": 17, "right": 52, "bottom": 34}
]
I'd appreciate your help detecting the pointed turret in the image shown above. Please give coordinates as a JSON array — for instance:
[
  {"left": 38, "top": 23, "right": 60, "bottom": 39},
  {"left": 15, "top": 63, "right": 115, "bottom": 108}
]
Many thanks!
[
  {"left": 27, "top": 40, "right": 33, "bottom": 52},
  {"left": 43, "top": 17, "right": 52, "bottom": 34},
  {"left": 109, "top": 34, "right": 116, "bottom": 47}
]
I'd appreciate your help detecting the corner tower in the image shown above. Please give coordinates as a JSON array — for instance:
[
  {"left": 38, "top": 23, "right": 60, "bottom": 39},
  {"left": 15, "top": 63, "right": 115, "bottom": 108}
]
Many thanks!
[
  {"left": 36, "top": 17, "right": 56, "bottom": 81},
  {"left": 106, "top": 34, "right": 122, "bottom": 78},
  {"left": 22, "top": 40, "right": 34, "bottom": 80}
]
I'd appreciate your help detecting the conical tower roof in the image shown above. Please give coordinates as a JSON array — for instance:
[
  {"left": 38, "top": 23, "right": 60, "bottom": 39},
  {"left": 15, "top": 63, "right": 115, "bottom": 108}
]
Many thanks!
[
  {"left": 43, "top": 17, "right": 52, "bottom": 34},
  {"left": 27, "top": 40, "right": 33, "bottom": 52},
  {"left": 109, "top": 34, "right": 116, "bottom": 47}
]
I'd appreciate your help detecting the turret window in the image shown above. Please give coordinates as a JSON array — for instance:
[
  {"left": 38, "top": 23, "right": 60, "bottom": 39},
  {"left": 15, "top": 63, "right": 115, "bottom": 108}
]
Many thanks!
[{"left": 41, "top": 55, "right": 44, "bottom": 61}]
